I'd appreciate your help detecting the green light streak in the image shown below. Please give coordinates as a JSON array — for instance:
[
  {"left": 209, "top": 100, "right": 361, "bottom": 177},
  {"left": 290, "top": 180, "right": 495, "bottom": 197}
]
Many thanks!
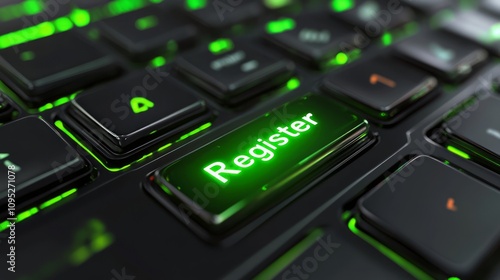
[
  {"left": 70, "top": 9, "right": 90, "bottom": 27},
  {"left": 55, "top": 120, "right": 212, "bottom": 172},
  {"left": 266, "top": 18, "right": 296, "bottom": 34},
  {"left": 135, "top": 15, "right": 158, "bottom": 30},
  {"left": 0, "top": 221, "right": 10, "bottom": 231},
  {"left": 38, "top": 92, "right": 79, "bottom": 112},
  {"left": 0, "top": 0, "right": 44, "bottom": 22},
  {"left": 186, "top": 0, "right": 207, "bottom": 10},
  {"left": 17, "top": 207, "right": 38, "bottom": 222},
  {"left": 39, "top": 188, "right": 77, "bottom": 210},
  {"left": 448, "top": 277, "right": 461, "bottom": 280},
  {"left": 208, "top": 38, "right": 234, "bottom": 54},
  {"left": 331, "top": 0, "right": 355, "bottom": 12},
  {"left": 348, "top": 218, "right": 433, "bottom": 280},
  {"left": 254, "top": 229, "right": 325, "bottom": 280},
  {"left": 447, "top": 146, "right": 471, "bottom": 160},
  {"left": 150, "top": 56, "right": 166, "bottom": 67}
]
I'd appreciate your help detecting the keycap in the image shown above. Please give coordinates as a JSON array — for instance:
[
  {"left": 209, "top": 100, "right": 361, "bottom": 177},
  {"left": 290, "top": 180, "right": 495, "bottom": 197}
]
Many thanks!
[
  {"left": 322, "top": 56, "right": 438, "bottom": 120},
  {"left": 442, "top": 11, "right": 500, "bottom": 56},
  {"left": 357, "top": 155, "right": 500, "bottom": 278},
  {"left": 0, "top": 117, "right": 90, "bottom": 202},
  {"left": 150, "top": 94, "right": 371, "bottom": 233},
  {"left": 331, "top": 0, "right": 414, "bottom": 32},
  {"left": 0, "top": 93, "right": 15, "bottom": 123},
  {"left": 442, "top": 95, "right": 500, "bottom": 172},
  {"left": 67, "top": 69, "right": 211, "bottom": 154},
  {"left": 99, "top": 6, "right": 197, "bottom": 61},
  {"left": 395, "top": 31, "right": 488, "bottom": 82},
  {"left": 176, "top": 39, "right": 295, "bottom": 105},
  {"left": 401, "top": 0, "right": 453, "bottom": 15},
  {"left": 265, "top": 13, "right": 362, "bottom": 68},
  {"left": 185, "top": 0, "right": 263, "bottom": 29},
  {"left": 0, "top": 31, "right": 121, "bottom": 106}
]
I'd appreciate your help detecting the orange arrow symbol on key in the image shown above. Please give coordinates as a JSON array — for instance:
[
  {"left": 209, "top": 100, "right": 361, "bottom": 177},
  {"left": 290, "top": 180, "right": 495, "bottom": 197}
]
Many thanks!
[
  {"left": 370, "top": 74, "right": 397, "bottom": 88},
  {"left": 446, "top": 198, "right": 457, "bottom": 212}
]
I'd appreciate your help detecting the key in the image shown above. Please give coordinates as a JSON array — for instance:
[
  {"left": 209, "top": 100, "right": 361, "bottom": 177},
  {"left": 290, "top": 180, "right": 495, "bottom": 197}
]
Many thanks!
[
  {"left": 395, "top": 31, "right": 488, "bottom": 82},
  {"left": 185, "top": 0, "right": 263, "bottom": 29},
  {"left": 401, "top": 0, "right": 453, "bottom": 15},
  {"left": 331, "top": 0, "right": 414, "bottom": 32},
  {"left": 357, "top": 155, "right": 500, "bottom": 278},
  {"left": 442, "top": 11, "right": 500, "bottom": 56},
  {"left": 67, "top": 69, "right": 211, "bottom": 155},
  {"left": 0, "top": 117, "right": 90, "bottom": 203},
  {"left": 99, "top": 6, "right": 198, "bottom": 61},
  {"left": 0, "top": 31, "right": 121, "bottom": 107},
  {"left": 322, "top": 56, "right": 438, "bottom": 120},
  {"left": 0, "top": 93, "right": 15, "bottom": 123},
  {"left": 265, "top": 13, "right": 362, "bottom": 68},
  {"left": 175, "top": 39, "right": 295, "bottom": 105},
  {"left": 149, "top": 94, "right": 371, "bottom": 233},
  {"left": 442, "top": 95, "right": 500, "bottom": 172}
]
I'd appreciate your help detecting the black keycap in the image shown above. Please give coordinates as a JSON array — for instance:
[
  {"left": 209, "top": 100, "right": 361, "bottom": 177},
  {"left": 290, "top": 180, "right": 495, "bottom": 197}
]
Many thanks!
[
  {"left": 176, "top": 39, "right": 295, "bottom": 105},
  {"left": 0, "top": 93, "right": 15, "bottom": 123},
  {"left": 358, "top": 155, "right": 500, "bottom": 278},
  {"left": 149, "top": 94, "right": 371, "bottom": 233},
  {"left": 68, "top": 70, "right": 211, "bottom": 154},
  {"left": 395, "top": 31, "right": 488, "bottom": 82},
  {"left": 442, "top": 11, "right": 500, "bottom": 56},
  {"left": 185, "top": 0, "right": 263, "bottom": 29},
  {"left": 0, "top": 31, "right": 121, "bottom": 106},
  {"left": 99, "top": 6, "right": 197, "bottom": 61},
  {"left": 331, "top": 0, "right": 414, "bottom": 32},
  {"left": 0, "top": 117, "right": 90, "bottom": 202},
  {"left": 265, "top": 13, "right": 362, "bottom": 68},
  {"left": 442, "top": 95, "right": 500, "bottom": 172},
  {"left": 401, "top": 0, "right": 453, "bottom": 15},
  {"left": 322, "top": 56, "right": 438, "bottom": 120}
]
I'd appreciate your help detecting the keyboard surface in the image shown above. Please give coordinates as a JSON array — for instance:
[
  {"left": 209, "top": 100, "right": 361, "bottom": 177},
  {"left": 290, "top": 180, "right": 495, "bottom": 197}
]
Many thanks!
[{"left": 0, "top": 0, "right": 499, "bottom": 279}]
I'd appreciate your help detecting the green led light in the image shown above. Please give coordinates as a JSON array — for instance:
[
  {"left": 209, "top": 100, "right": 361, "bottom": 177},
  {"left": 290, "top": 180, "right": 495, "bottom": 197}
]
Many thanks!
[
  {"left": 254, "top": 229, "right": 325, "bottom": 279},
  {"left": 186, "top": 0, "right": 207, "bottom": 10},
  {"left": 209, "top": 38, "right": 234, "bottom": 54},
  {"left": 23, "top": 0, "right": 44, "bottom": 15},
  {"left": 61, "top": 188, "right": 77, "bottom": 198},
  {"left": 135, "top": 15, "right": 158, "bottom": 30},
  {"left": 331, "top": 0, "right": 355, "bottom": 12},
  {"left": 70, "top": 9, "right": 90, "bottom": 27},
  {"left": 448, "top": 277, "right": 461, "bottom": 280},
  {"left": 39, "top": 188, "right": 77, "bottom": 209},
  {"left": 55, "top": 120, "right": 212, "bottom": 172},
  {"left": 286, "top": 77, "right": 300, "bottom": 90},
  {"left": 17, "top": 207, "right": 38, "bottom": 222},
  {"left": 0, "top": 0, "right": 44, "bottom": 22},
  {"left": 20, "top": 51, "right": 35, "bottom": 61},
  {"left": 150, "top": 56, "right": 166, "bottom": 67},
  {"left": 264, "top": 0, "right": 293, "bottom": 9},
  {"left": 447, "top": 146, "right": 470, "bottom": 160},
  {"left": 348, "top": 218, "right": 434, "bottom": 280},
  {"left": 0, "top": 221, "right": 10, "bottom": 231},
  {"left": 266, "top": 18, "right": 296, "bottom": 34},
  {"left": 54, "top": 17, "right": 73, "bottom": 32},
  {"left": 335, "top": 52, "right": 349, "bottom": 65},
  {"left": 381, "top": 32, "right": 393, "bottom": 46}
]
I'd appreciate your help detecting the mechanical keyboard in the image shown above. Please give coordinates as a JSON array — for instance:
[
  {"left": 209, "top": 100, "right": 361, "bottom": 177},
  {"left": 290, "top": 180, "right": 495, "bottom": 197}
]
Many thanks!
[{"left": 0, "top": 0, "right": 499, "bottom": 279}]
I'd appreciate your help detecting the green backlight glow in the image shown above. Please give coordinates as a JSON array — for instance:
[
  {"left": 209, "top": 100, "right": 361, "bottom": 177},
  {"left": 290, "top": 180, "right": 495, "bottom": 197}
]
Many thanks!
[
  {"left": 447, "top": 146, "right": 471, "bottom": 160},
  {"left": 151, "top": 56, "right": 166, "bottom": 67},
  {"left": 69, "top": 9, "right": 90, "bottom": 27},
  {"left": 266, "top": 18, "right": 296, "bottom": 34},
  {"left": 209, "top": 38, "right": 234, "bottom": 54},
  {"left": 135, "top": 15, "right": 158, "bottom": 30},
  {"left": 335, "top": 52, "right": 349, "bottom": 65},
  {"left": 0, "top": 188, "right": 78, "bottom": 231},
  {"left": 381, "top": 32, "right": 393, "bottom": 46},
  {"left": 331, "top": 0, "right": 355, "bottom": 12},
  {"left": 38, "top": 92, "right": 79, "bottom": 112},
  {"left": 186, "top": 0, "right": 207, "bottom": 10},
  {"left": 347, "top": 218, "right": 433, "bottom": 280},
  {"left": 70, "top": 219, "right": 114, "bottom": 265},
  {"left": 254, "top": 228, "right": 325, "bottom": 280},
  {"left": 448, "top": 277, "right": 461, "bottom": 280},
  {"left": 490, "top": 23, "right": 500, "bottom": 40},
  {"left": 286, "top": 77, "right": 300, "bottom": 90},
  {"left": 55, "top": 120, "right": 212, "bottom": 172},
  {"left": 263, "top": 0, "right": 293, "bottom": 9},
  {"left": 20, "top": 51, "right": 35, "bottom": 61},
  {"left": 0, "top": 0, "right": 44, "bottom": 22}
]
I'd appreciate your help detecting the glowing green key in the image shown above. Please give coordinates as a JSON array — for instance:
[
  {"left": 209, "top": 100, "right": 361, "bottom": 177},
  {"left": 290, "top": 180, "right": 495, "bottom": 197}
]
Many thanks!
[{"left": 154, "top": 94, "right": 371, "bottom": 232}]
